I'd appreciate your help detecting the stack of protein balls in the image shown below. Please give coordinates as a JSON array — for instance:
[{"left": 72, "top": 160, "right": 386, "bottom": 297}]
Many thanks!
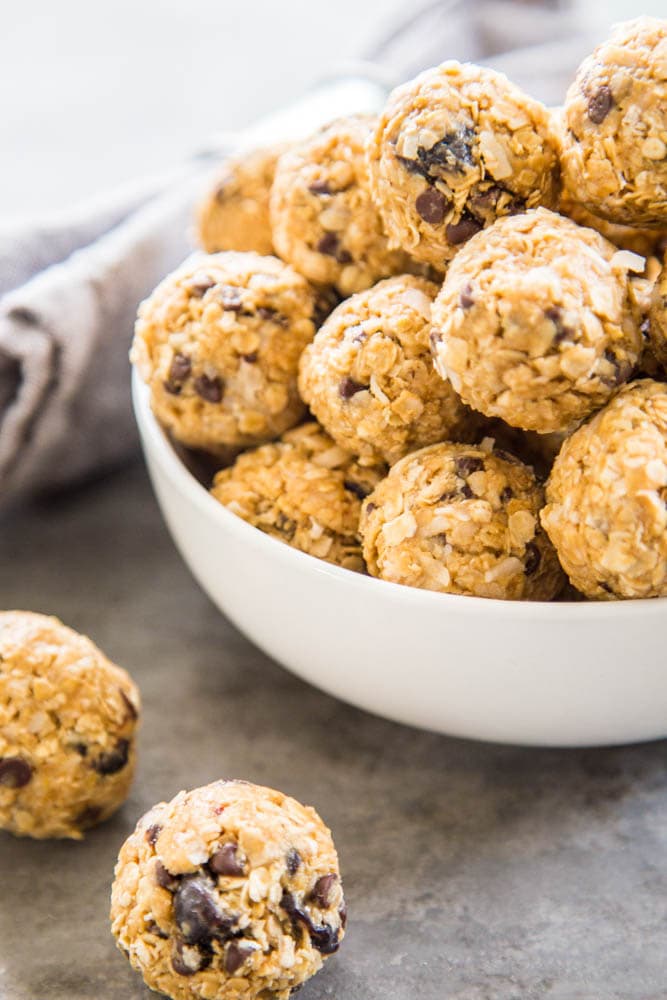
[{"left": 134, "top": 16, "right": 667, "bottom": 603}]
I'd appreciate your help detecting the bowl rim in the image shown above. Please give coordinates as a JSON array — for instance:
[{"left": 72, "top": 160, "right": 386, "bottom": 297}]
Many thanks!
[{"left": 132, "top": 369, "right": 667, "bottom": 621}]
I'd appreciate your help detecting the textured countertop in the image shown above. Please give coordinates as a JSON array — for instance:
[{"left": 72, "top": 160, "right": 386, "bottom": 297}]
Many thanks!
[{"left": 1, "top": 464, "right": 666, "bottom": 1000}]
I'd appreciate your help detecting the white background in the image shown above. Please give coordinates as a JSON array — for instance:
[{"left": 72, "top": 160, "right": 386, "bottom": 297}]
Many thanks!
[{"left": 0, "top": 0, "right": 663, "bottom": 221}]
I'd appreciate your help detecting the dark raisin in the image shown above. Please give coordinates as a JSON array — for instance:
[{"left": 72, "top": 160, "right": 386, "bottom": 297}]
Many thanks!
[
  {"left": 309, "top": 180, "right": 332, "bottom": 195},
  {"left": 455, "top": 455, "right": 484, "bottom": 477},
  {"left": 155, "top": 860, "right": 180, "bottom": 891},
  {"left": 194, "top": 374, "right": 224, "bottom": 403},
  {"left": 174, "top": 875, "right": 236, "bottom": 946},
  {"left": 146, "top": 824, "right": 162, "bottom": 847},
  {"left": 415, "top": 188, "right": 448, "bottom": 224},
  {"left": 459, "top": 283, "right": 475, "bottom": 310},
  {"left": 218, "top": 286, "right": 244, "bottom": 311},
  {"left": 446, "top": 214, "right": 482, "bottom": 245},
  {"left": 310, "top": 874, "right": 337, "bottom": 908},
  {"left": 93, "top": 738, "right": 130, "bottom": 775},
  {"left": 190, "top": 274, "right": 215, "bottom": 297},
  {"left": 587, "top": 86, "right": 613, "bottom": 124},
  {"left": 225, "top": 940, "right": 257, "bottom": 974},
  {"left": 209, "top": 842, "right": 245, "bottom": 877},
  {"left": 280, "top": 890, "right": 340, "bottom": 955},
  {"left": 286, "top": 848, "right": 302, "bottom": 876},
  {"left": 524, "top": 542, "right": 542, "bottom": 576},
  {"left": 171, "top": 938, "right": 211, "bottom": 976},
  {"left": 339, "top": 376, "right": 368, "bottom": 399},
  {"left": 343, "top": 480, "right": 370, "bottom": 500}
]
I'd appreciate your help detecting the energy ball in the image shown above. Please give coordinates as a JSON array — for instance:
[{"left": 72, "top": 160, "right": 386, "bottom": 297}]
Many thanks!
[
  {"left": 649, "top": 261, "right": 667, "bottom": 370},
  {"left": 560, "top": 18, "right": 667, "bottom": 227},
  {"left": 131, "top": 252, "right": 317, "bottom": 454},
  {"left": 298, "top": 275, "right": 474, "bottom": 466},
  {"left": 270, "top": 116, "right": 416, "bottom": 296},
  {"left": 541, "top": 380, "right": 667, "bottom": 599},
  {"left": 559, "top": 190, "right": 667, "bottom": 260},
  {"left": 110, "top": 779, "right": 345, "bottom": 1000},
  {"left": 196, "top": 145, "right": 286, "bottom": 256},
  {"left": 210, "top": 423, "right": 385, "bottom": 572},
  {"left": 430, "top": 208, "right": 643, "bottom": 433},
  {"left": 0, "top": 611, "right": 140, "bottom": 839},
  {"left": 360, "top": 442, "right": 564, "bottom": 601},
  {"left": 367, "top": 61, "right": 560, "bottom": 269}
]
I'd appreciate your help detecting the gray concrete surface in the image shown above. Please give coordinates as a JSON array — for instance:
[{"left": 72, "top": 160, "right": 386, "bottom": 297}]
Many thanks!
[{"left": 1, "top": 463, "right": 666, "bottom": 999}]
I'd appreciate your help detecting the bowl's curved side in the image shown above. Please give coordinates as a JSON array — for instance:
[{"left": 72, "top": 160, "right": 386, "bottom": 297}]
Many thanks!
[{"left": 133, "top": 373, "right": 667, "bottom": 747}]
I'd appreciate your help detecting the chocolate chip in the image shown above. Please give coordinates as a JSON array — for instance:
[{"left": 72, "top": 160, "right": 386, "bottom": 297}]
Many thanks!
[
  {"left": 209, "top": 842, "right": 245, "bottom": 877},
  {"left": 493, "top": 449, "right": 523, "bottom": 466},
  {"left": 317, "top": 232, "right": 342, "bottom": 258},
  {"left": 224, "top": 940, "right": 257, "bottom": 975},
  {"left": 310, "top": 874, "right": 337, "bottom": 908},
  {"left": 276, "top": 512, "right": 297, "bottom": 538},
  {"left": 439, "top": 490, "right": 458, "bottom": 502},
  {"left": 146, "top": 823, "right": 162, "bottom": 847},
  {"left": 164, "top": 379, "right": 182, "bottom": 396},
  {"left": 460, "top": 483, "right": 474, "bottom": 499},
  {"left": 93, "top": 738, "right": 130, "bottom": 775},
  {"left": 155, "top": 860, "right": 180, "bottom": 891},
  {"left": 500, "top": 485, "right": 514, "bottom": 504},
  {"left": 280, "top": 890, "right": 341, "bottom": 955},
  {"left": 455, "top": 455, "right": 484, "bottom": 477},
  {"left": 286, "top": 848, "right": 302, "bottom": 876},
  {"left": 194, "top": 374, "right": 224, "bottom": 403},
  {"left": 257, "top": 306, "right": 287, "bottom": 324},
  {"left": 343, "top": 480, "right": 370, "bottom": 500},
  {"left": 587, "top": 86, "right": 613, "bottom": 124},
  {"left": 169, "top": 353, "right": 192, "bottom": 384},
  {"left": 241, "top": 352, "right": 258, "bottom": 364},
  {"left": 400, "top": 126, "right": 476, "bottom": 180},
  {"left": 446, "top": 214, "right": 482, "bottom": 245},
  {"left": 73, "top": 742, "right": 88, "bottom": 757},
  {"left": 190, "top": 274, "right": 215, "bottom": 297},
  {"left": 171, "top": 938, "right": 211, "bottom": 977},
  {"left": 364, "top": 501, "right": 377, "bottom": 515},
  {"left": 309, "top": 180, "right": 332, "bottom": 195},
  {"left": 545, "top": 306, "right": 572, "bottom": 345},
  {"left": 601, "top": 349, "right": 633, "bottom": 388},
  {"left": 76, "top": 805, "right": 102, "bottom": 829},
  {"left": 339, "top": 376, "right": 368, "bottom": 399},
  {"left": 459, "top": 283, "right": 475, "bottom": 310},
  {"left": 174, "top": 876, "right": 236, "bottom": 946},
  {"left": 599, "top": 580, "right": 613, "bottom": 594},
  {"left": 146, "top": 921, "right": 169, "bottom": 940},
  {"left": 524, "top": 542, "right": 541, "bottom": 576},
  {"left": 415, "top": 188, "right": 448, "bottom": 224},
  {"left": 218, "top": 286, "right": 244, "bottom": 311}
]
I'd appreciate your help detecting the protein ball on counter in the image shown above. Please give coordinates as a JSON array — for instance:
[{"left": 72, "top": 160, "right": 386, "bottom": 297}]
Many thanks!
[
  {"left": 367, "top": 61, "right": 560, "bottom": 268},
  {"left": 110, "top": 779, "right": 346, "bottom": 1000},
  {"left": 0, "top": 611, "right": 140, "bottom": 839},
  {"left": 560, "top": 17, "right": 667, "bottom": 227},
  {"left": 298, "top": 275, "right": 475, "bottom": 467},
  {"left": 360, "top": 442, "right": 564, "bottom": 601},
  {"left": 541, "top": 379, "right": 667, "bottom": 600},
  {"left": 430, "top": 208, "right": 643, "bottom": 433},
  {"left": 270, "top": 116, "right": 420, "bottom": 296},
  {"left": 131, "top": 252, "right": 317, "bottom": 454},
  {"left": 210, "top": 422, "right": 385, "bottom": 572},
  {"left": 196, "top": 145, "right": 287, "bottom": 256}
]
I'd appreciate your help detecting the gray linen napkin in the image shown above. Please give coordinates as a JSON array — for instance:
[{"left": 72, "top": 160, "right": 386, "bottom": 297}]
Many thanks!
[{"left": 0, "top": 0, "right": 608, "bottom": 512}]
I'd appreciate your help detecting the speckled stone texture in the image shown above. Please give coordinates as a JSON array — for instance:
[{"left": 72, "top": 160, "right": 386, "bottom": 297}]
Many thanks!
[{"left": 1, "top": 464, "right": 666, "bottom": 1000}]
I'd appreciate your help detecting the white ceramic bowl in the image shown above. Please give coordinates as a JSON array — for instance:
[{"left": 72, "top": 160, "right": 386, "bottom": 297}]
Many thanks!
[{"left": 133, "top": 372, "right": 667, "bottom": 748}]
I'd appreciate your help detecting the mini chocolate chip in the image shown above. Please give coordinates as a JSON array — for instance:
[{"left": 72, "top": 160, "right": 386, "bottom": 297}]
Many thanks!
[
  {"left": 415, "top": 188, "right": 447, "bottom": 224},
  {"left": 455, "top": 455, "right": 484, "bottom": 477},
  {"left": 146, "top": 823, "right": 162, "bottom": 847},
  {"left": 339, "top": 376, "right": 368, "bottom": 399},
  {"left": 169, "top": 353, "right": 192, "bottom": 384},
  {"left": 317, "top": 232, "right": 341, "bottom": 257},
  {"left": 364, "top": 501, "right": 377, "bottom": 515},
  {"left": 343, "top": 480, "right": 370, "bottom": 500},
  {"left": 73, "top": 742, "right": 88, "bottom": 757},
  {"left": 459, "top": 283, "right": 475, "bottom": 309},
  {"left": 524, "top": 542, "right": 541, "bottom": 576},
  {"left": 493, "top": 449, "right": 523, "bottom": 466},
  {"left": 460, "top": 483, "right": 474, "bottom": 499},
  {"left": 76, "top": 805, "right": 102, "bottom": 829},
  {"left": 276, "top": 512, "right": 297, "bottom": 538},
  {"left": 599, "top": 580, "right": 613, "bottom": 594},
  {"left": 286, "top": 848, "right": 302, "bottom": 876},
  {"left": 439, "top": 490, "right": 458, "bottom": 502},
  {"left": 174, "top": 875, "right": 236, "bottom": 946},
  {"left": 280, "top": 890, "right": 340, "bottom": 955},
  {"left": 309, "top": 180, "right": 332, "bottom": 195},
  {"left": 146, "top": 920, "right": 169, "bottom": 940},
  {"left": 194, "top": 374, "right": 224, "bottom": 403},
  {"left": 93, "top": 738, "right": 130, "bottom": 775},
  {"left": 310, "top": 874, "right": 337, "bottom": 908},
  {"left": 545, "top": 306, "right": 572, "bottom": 345},
  {"left": 587, "top": 86, "right": 613, "bottom": 124},
  {"left": 257, "top": 306, "right": 286, "bottom": 323},
  {"left": 601, "top": 349, "right": 632, "bottom": 388},
  {"left": 171, "top": 938, "right": 211, "bottom": 976},
  {"left": 400, "top": 127, "right": 476, "bottom": 180},
  {"left": 241, "top": 352, "right": 258, "bottom": 364},
  {"left": 446, "top": 214, "right": 482, "bottom": 245},
  {"left": 225, "top": 940, "right": 257, "bottom": 974},
  {"left": 209, "top": 842, "right": 245, "bottom": 877},
  {"left": 163, "top": 378, "right": 182, "bottom": 396},
  {"left": 218, "top": 286, "right": 244, "bottom": 311},
  {"left": 500, "top": 485, "right": 514, "bottom": 504},
  {"left": 155, "top": 860, "right": 180, "bottom": 891},
  {"left": 190, "top": 274, "right": 215, "bottom": 297}
]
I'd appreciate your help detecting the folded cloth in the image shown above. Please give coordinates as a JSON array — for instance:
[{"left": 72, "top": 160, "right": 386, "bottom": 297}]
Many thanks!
[{"left": 0, "top": 0, "right": 607, "bottom": 513}]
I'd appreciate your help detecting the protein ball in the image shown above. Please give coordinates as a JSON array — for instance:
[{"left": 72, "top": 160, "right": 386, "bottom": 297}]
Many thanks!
[
  {"left": 131, "top": 252, "right": 317, "bottom": 454},
  {"left": 541, "top": 379, "right": 667, "bottom": 600},
  {"left": 270, "top": 116, "right": 418, "bottom": 296},
  {"left": 430, "top": 208, "right": 643, "bottom": 433},
  {"left": 559, "top": 190, "right": 667, "bottom": 260},
  {"left": 360, "top": 442, "right": 564, "bottom": 601},
  {"left": 298, "top": 275, "right": 474, "bottom": 466},
  {"left": 210, "top": 423, "right": 385, "bottom": 572},
  {"left": 367, "top": 61, "right": 560, "bottom": 269},
  {"left": 196, "top": 145, "right": 287, "bottom": 256},
  {"left": 0, "top": 611, "right": 140, "bottom": 839},
  {"left": 560, "top": 17, "right": 667, "bottom": 227},
  {"left": 649, "top": 261, "right": 667, "bottom": 371},
  {"left": 110, "top": 779, "right": 346, "bottom": 1000}
]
